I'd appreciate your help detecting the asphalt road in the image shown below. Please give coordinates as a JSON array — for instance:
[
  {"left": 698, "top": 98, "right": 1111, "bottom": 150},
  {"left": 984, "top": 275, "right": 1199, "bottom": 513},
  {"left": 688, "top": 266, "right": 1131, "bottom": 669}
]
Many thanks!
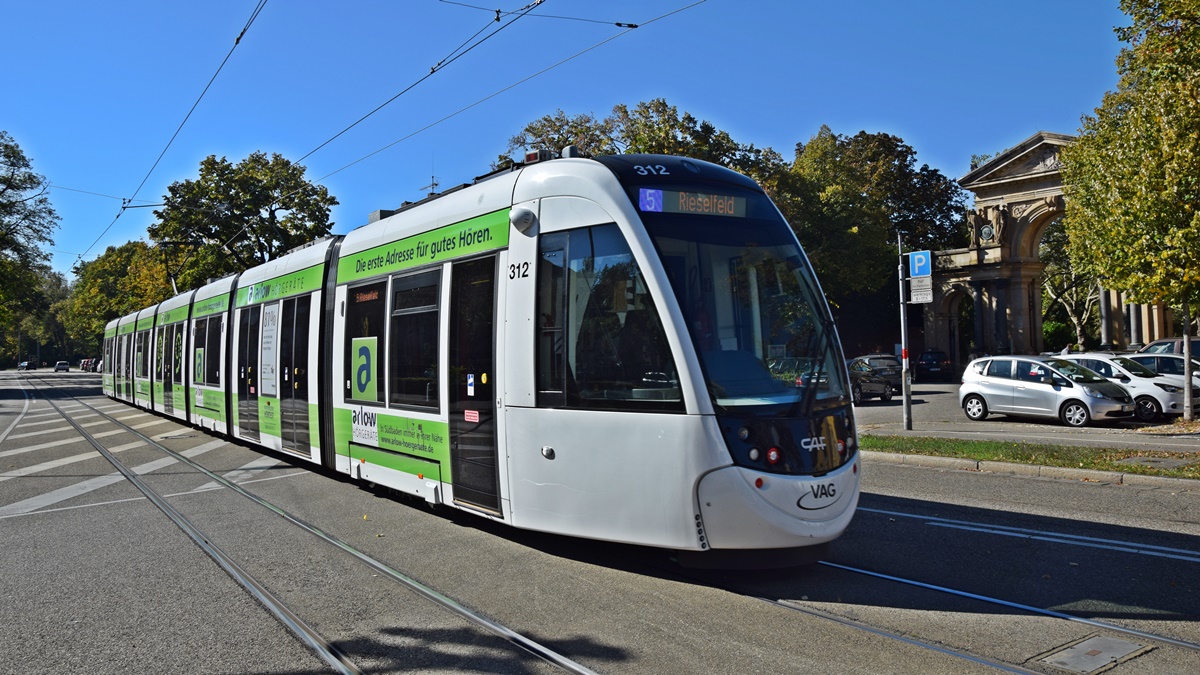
[
  {"left": 853, "top": 381, "right": 1200, "bottom": 454},
  {"left": 4, "top": 372, "right": 1199, "bottom": 674}
]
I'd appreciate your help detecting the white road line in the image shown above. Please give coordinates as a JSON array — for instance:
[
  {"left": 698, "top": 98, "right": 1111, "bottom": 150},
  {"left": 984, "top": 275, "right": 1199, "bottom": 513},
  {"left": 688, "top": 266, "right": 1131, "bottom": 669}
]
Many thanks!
[
  {"left": 193, "top": 456, "right": 286, "bottom": 492},
  {"left": 859, "top": 507, "right": 1200, "bottom": 562},
  {"left": 0, "top": 439, "right": 227, "bottom": 516},
  {"left": 16, "top": 414, "right": 99, "bottom": 428},
  {"left": 0, "top": 378, "right": 31, "bottom": 444},
  {"left": 0, "top": 441, "right": 147, "bottom": 482},
  {"left": 4, "top": 420, "right": 109, "bottom": 440},
  {"left": 0, "top": 429, "right": 143, "bottom": 459}
]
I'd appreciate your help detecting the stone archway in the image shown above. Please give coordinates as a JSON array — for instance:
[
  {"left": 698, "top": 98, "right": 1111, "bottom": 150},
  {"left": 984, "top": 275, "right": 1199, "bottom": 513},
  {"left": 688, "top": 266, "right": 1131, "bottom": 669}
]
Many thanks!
[
  {"left": 925, "top": 131, "right": 1071, "bottom": 357},
  {"left": 922, "top": 130, "right": 1176, "bottom": 358}
]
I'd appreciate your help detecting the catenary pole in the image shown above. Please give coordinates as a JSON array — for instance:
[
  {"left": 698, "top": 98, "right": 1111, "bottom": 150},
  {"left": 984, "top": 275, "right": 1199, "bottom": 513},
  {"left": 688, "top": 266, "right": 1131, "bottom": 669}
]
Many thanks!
[{"left": 898, "top": 235, "right": 912, "bottom": 430}]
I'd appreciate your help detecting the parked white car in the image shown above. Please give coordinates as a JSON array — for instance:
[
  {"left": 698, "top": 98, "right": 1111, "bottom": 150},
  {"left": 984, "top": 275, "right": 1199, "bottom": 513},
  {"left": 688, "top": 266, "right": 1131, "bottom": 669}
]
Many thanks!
[
  {"left": 1128, "top": 353, "right": 1200, "bottom": 382},
  {"left": 958, "top": 355, "right": 1134, "bottom": 427},
  {"left": 1058, "top": 353, "right": 1200, "bottom": 422}
]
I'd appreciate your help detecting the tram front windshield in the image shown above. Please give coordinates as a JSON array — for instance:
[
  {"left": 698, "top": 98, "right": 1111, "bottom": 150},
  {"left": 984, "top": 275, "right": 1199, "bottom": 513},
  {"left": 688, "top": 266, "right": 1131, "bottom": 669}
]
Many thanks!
[{"left": 638, "top": 185, "right": 849, "bottom": 414}]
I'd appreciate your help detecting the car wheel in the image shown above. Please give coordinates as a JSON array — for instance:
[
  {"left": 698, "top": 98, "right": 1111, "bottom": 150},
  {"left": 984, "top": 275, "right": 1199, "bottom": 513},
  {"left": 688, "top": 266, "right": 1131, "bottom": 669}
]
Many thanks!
[
  {"left": 881, "top": 386, "right": 893, "bottom": 402},
  {"left": 852, "top": 383, "right": 863, "bottom": 405},
  {"left": 963, "top": 394, "right": 988, "bottom": 421},
  {"left": 1134, "top": 396, "right": 1162, "bottom": 423},
  {"left": 1060, "top": 401, "right": 1091, "bottom": 427}
]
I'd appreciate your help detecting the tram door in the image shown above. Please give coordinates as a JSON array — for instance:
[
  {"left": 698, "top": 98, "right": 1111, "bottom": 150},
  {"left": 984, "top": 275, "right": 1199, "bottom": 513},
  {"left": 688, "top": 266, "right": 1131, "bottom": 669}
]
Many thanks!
[
  {"left": 278, "top": 296, "right": 311, "bottom": 452},
  {"left": 237, "top": 306, "right": 261, "bottom": 440},
  {"left": 448, "top": 256, "right": 499, "bottom": 512},
  {"left": 160, "top": 326, "right": 174, "bottom": 415}
]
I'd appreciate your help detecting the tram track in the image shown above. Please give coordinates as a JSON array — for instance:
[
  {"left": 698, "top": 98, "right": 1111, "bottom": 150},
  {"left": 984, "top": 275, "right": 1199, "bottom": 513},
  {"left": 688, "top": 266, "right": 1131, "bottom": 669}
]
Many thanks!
[
  {"left": 18, "top": 374, "right": 598, "bottom": 675},
  {"left": 654, "top": 475, "right": 1200, "bottom": 673},
  {"left": 10, "top": 373, "right": 1200, "bottom": 673}
]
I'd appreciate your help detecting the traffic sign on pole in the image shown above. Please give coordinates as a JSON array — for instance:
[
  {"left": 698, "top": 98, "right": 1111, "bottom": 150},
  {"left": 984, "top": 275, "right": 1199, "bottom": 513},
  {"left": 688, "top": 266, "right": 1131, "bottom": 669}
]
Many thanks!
[{"left": 909, "top": 250, "right": 932, "bottom": 278}]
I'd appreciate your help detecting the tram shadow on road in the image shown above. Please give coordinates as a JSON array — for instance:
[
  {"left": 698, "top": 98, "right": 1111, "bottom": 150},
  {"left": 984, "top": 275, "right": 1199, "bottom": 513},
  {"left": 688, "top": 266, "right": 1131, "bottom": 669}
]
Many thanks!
[{"left": 741, "top": 492, "right": 1200, "bottom": 625}]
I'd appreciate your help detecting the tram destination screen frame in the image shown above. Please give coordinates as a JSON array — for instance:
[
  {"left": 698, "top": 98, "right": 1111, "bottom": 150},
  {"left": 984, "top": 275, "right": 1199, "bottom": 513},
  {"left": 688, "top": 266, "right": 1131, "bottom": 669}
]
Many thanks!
[{"left": 638, "top": 188, "right": 747, "bottom": 218}]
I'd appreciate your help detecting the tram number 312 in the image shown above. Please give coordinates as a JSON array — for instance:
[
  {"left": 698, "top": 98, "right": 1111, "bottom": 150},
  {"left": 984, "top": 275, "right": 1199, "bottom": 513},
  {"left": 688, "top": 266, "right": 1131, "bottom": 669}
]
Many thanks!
[{"left": 508, "top": 262, "right": 530, "bottom": 279}]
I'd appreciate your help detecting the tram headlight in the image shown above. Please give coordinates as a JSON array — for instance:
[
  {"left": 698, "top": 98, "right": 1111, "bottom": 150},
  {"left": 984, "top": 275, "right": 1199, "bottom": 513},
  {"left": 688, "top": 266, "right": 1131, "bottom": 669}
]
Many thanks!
[
  {"left": 766, "top": 447, "right": 782, "bottom": 465},
  {"left": 737, "top": 426, "right": 751, "bottom": 441},
  {"left": 748, "top": 448, "right": 760, "bottom": 461}
]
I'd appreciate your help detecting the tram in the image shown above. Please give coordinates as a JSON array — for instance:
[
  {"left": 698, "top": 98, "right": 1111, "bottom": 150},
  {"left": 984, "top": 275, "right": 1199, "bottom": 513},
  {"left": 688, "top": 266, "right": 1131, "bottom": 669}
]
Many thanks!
[{"left": 103, "top": 150, "right": 861, "bottom": 565}]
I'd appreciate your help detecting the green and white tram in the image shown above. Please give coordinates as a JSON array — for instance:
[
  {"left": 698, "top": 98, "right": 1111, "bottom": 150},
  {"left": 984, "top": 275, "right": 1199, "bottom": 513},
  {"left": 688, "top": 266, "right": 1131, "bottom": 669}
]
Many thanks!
[{"left": 104, "top": 151, "right": 860, "bottom": 564}]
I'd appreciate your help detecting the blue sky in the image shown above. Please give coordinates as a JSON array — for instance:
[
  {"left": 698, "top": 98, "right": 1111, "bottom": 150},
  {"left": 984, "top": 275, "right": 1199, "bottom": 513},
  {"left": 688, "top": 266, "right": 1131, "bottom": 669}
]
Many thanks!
[{"left": 5, "top": 1, "right": 1128, "bottom": 278}]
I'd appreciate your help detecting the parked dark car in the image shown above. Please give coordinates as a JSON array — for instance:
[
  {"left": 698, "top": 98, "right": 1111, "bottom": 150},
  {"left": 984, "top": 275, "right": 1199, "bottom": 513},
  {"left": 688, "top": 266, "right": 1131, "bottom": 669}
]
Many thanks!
[
  {"left": 914, "top": 350, "right": 954, "bottom": 382},
  {"left": 848, "top": 354, "right": 902, "bottom": 391},
  {"left": 847, "top": 358, "right": 893, "bottom": 404},
  {"left": 17, "top": 361, "right": 34, "bottom": 371}
]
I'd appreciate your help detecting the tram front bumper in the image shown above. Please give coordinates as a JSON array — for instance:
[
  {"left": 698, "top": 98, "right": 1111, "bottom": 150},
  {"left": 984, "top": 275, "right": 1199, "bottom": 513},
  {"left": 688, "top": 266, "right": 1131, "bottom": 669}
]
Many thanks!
[{"left": 695, "top": 459, "right": 860, "bottom": 550}]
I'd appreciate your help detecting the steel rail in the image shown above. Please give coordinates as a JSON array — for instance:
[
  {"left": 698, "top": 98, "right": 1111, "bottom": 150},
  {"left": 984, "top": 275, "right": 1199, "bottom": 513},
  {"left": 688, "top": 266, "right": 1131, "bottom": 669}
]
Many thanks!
[
  {"left": 820, "top": 560, "right": 1200, "bottom": 653},
  {"left": 26, "top": 381, "right": 362, "bottom": 674},
  {"left": 33, "top": 376, "right": 599, "bottom": 675}
]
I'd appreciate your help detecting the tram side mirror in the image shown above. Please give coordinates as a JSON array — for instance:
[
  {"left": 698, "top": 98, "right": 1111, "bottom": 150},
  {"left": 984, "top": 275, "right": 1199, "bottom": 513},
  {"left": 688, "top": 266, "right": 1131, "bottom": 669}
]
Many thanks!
[{"left": 510, "top": 207, "right": 537, "bottom": 234}]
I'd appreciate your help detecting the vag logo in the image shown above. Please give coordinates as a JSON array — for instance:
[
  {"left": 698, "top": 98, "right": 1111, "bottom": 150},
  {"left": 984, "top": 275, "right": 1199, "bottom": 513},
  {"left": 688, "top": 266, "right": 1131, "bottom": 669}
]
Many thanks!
[{"left": 796, "top": 482, "right": 840, "bottom": 511}]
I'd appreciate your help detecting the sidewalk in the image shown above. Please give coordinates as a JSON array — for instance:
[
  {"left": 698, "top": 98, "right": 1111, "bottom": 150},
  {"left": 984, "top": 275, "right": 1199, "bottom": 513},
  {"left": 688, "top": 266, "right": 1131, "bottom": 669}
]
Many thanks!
[{"left": 862, "top": 449, "right": 1198, "bottom": 492}]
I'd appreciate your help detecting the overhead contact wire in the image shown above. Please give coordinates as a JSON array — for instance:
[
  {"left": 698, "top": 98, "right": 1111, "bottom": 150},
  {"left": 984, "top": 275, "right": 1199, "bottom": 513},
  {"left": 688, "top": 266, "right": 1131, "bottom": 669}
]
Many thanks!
[
  {"left": 78, "top": 0, "right": 270, "bottom": 263},
  {"left": 297, "top": 0, "right": 545, "bottom": 163}
]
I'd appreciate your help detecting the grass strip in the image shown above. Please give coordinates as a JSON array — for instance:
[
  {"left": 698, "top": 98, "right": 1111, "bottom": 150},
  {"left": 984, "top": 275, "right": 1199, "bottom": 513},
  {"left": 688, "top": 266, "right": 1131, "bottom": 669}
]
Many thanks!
[{"left": 861, "top": 434, "right": 1200, "bottom": 481}]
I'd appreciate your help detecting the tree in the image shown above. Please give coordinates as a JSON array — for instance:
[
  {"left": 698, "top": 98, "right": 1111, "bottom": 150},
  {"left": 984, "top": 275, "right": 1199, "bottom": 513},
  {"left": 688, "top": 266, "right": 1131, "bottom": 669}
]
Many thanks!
[
  {"left": 1039, "top": 218, "right": 1098, "bottom": 347},
  {"left": 148, "top": 152, "right": 337, "bottom": 291},
  {"left": 1059, "top": 0, "right": 1200, "bottom": 420},
  {"left": 789, "top": 126, "right": 968, "bottom": 341},
  {"left": 0, "top": 131, "right": 59, "bottom": 348},
  {"left": 503, "top": 102, "right": 968, "bottom": 352},
  {"left": 65, "top": 241, "right": 173, "bottom": 356}
]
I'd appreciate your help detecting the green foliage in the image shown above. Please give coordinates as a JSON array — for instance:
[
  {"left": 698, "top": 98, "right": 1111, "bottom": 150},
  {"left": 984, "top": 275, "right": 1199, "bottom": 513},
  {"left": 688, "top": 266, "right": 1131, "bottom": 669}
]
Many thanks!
[
  {"left": 148, "top": 152, "right": 337, "bottom": 291},
  {"left": 0, "top": 131, "right": 59, "bottom": 357},
  {"left": 67, "top": 242, "right": 173, "bottom": 354},
  {"left": 1060, "top": 0, "right": 1200, "bottom": 307},
  {"left": 790, "top": 126, "right": 968, "bottom": 299},
  {"left": 1041, "top": 320, "right": 1074, "bottom": 351},
  {"left": 503, "top": 102, "right": 968, "bottom": 328},
  {"left": 1060, "top": 0, "right": 1200, "bottom": 416},
  {"left": 1039, "top": 218, "right": 1098, "bottom": 344}
]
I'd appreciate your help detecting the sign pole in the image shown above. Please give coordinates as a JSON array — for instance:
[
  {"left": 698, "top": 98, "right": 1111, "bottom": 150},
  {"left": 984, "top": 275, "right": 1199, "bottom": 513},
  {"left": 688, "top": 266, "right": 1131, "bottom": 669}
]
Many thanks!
[{"left": 898, "top": 235, "right": 912, "bottom": 430}]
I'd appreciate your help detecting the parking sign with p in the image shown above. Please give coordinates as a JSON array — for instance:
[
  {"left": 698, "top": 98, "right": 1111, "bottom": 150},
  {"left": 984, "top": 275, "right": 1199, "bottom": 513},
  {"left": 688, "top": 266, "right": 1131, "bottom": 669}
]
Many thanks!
[{"left": 909, "top": 250, "right": 932, "bottom": 278}]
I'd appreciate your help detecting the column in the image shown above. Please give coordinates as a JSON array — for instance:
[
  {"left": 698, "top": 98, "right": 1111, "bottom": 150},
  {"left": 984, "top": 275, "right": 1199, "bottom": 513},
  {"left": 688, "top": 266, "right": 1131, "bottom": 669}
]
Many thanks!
[
  {"left": 1098, "top": 287, "right": 1112, "bottom": 346},
  {"left": 994, "top": 279, "right": 1010, "bottom": 353}
]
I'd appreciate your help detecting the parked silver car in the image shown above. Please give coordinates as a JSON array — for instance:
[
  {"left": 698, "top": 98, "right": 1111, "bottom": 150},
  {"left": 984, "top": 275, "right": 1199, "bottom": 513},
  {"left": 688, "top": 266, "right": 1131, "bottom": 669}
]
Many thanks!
[{"left": 959, "top": 355, "right": 1134, "bottom": 427}]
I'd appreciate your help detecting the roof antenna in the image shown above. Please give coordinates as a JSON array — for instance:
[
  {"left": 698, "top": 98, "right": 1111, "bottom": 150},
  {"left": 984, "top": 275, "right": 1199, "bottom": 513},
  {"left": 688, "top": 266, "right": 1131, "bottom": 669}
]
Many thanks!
[{"left": 419, "top": 156, "right": 438, "bottom": 196}]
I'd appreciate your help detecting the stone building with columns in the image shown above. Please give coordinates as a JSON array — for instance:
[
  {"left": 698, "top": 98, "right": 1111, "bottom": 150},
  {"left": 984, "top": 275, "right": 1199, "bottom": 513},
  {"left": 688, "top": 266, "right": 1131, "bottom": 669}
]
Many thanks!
[{"left": 920, "top": 131, "right": 1177, "bottom": 363}]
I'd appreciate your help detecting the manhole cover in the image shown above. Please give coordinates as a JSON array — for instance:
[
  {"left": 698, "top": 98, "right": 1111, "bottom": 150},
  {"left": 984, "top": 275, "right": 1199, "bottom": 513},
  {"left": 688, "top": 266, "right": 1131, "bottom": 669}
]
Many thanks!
[
  {"left": 1040, "top": 635, "right": 1146, "bottom": 673},
  {"left": 1115, "top": 456, "right": 1194, "bottom": 469}
]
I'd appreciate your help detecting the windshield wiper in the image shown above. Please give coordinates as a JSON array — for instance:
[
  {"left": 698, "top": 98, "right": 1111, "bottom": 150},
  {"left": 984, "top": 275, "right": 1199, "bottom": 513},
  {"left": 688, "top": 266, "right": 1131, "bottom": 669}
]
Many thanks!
[{"left": 797, "top": 317, "right": 837, "bottom": 417}]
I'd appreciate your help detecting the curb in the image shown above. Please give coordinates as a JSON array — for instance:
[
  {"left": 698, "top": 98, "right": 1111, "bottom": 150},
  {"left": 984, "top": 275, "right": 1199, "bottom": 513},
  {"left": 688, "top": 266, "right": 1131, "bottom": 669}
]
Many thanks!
[{"left": 861, "top": 450, "right": 1197, "bottom": 492}]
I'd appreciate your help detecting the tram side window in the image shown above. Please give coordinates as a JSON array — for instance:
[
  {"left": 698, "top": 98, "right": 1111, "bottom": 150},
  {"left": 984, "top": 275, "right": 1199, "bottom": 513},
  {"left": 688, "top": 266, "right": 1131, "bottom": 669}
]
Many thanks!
[
  {"left": 345, "top": 281, "right": 386, "bottom": 404},
  {"left": 389, "top": 270, "right": 440, "bottom": 410},
  {"left": 536, "top": 223, "right": 682, "bottom": 412},
  {"left": 193, "top": 319, "right": 208, "bottom": 385},
  {"left": 205, "top": 317, "right": 222, "bottom": 385},
  {"left": 135, "top": 331, "right": 150, "bottom": 378},
  {"left": 193, "top": 317, "right": 223, "bottom": 386}
]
